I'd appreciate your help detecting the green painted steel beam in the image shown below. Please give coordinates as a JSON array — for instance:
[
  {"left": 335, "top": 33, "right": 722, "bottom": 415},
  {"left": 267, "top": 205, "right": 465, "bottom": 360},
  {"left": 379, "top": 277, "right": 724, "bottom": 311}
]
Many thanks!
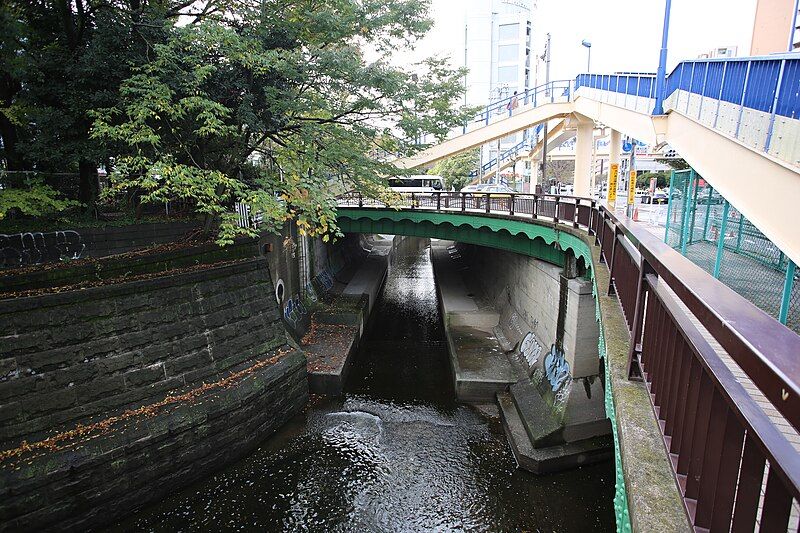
[{"left": 336, "top": 208, "right": 595, "bottom": 271}]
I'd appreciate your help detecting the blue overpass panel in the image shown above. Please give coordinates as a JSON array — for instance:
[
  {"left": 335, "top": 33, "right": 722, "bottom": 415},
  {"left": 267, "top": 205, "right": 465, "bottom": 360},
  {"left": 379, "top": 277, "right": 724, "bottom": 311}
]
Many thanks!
[
  {"left": 720, "top": 61, "right": 748, "bottom": 105},
  {"left": 637, "top": 77, "right": 654, "bottom": 97},
  {"left": 703, "top": 62, "right": 725, "bottom": 98},
  {"left": 681, "top": 63, "right": 695, "bottom": 91},
  {"left": 744, "top": 61, "right": 780, "bottom": 112},
  {"left": 691, "top": 63, "right": 706, "bottom": 94},
  {"left": 665, "top": 63, "right": 684, "bottom": 97},
  {"left": 776, "top": 58, "right": 800, "bottom": 119}
]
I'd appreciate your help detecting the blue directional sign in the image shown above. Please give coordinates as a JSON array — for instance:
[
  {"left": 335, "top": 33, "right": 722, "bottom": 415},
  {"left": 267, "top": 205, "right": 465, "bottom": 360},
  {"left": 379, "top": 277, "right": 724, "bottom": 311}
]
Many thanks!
[{"left": 622, "top": 141, "right": 633, "bottom": 152}]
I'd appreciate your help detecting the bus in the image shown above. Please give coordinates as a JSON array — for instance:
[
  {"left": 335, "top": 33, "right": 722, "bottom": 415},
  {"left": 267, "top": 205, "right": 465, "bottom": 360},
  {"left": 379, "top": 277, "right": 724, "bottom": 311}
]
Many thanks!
[{"left": 388, "top": 175, "right": 444, "bottom": 193}]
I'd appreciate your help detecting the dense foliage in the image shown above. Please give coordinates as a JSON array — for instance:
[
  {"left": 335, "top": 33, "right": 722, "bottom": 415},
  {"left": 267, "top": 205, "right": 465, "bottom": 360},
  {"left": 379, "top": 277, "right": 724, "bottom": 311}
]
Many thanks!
[
  {"left": 428, "top": 149, "right": 478, "bottom": 191},
  {"left": 1, "top": 0, "right": 470, "bottom": 240}
]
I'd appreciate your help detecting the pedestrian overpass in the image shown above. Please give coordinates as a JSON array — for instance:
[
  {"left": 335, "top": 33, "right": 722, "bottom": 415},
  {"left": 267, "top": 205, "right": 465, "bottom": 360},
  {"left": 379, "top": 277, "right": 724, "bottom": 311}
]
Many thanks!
[
  {"left": 335, "top": 190, "right": 800, "bottom": 532},
  {"left": 396, "top": 54, "right": 800, "bottom": 269}
]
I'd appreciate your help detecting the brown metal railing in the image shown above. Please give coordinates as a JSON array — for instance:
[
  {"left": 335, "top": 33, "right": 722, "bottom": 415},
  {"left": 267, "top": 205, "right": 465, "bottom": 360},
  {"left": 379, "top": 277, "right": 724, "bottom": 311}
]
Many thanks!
[{"left": 336, "top": 190, "right": 800, "bottom": 530}]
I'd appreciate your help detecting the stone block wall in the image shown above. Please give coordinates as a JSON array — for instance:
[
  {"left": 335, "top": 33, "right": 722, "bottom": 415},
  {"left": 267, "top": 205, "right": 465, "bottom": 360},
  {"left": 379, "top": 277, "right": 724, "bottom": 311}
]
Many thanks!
[
  {"left": 1, "top": 221, "right": 202, "bottom": 269},
  {"left": 0, "top": 257, "right": 308, "bottom": 531}
]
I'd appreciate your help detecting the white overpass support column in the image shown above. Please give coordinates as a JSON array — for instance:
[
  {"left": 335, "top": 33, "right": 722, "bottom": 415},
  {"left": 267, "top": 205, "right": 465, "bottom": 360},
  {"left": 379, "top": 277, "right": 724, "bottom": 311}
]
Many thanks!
[
  {"left": 573, "top": 118, "right": 594, "bottom": 196},
  {"left": 609, "top": 129, "right": 621, "bottom": 170}
]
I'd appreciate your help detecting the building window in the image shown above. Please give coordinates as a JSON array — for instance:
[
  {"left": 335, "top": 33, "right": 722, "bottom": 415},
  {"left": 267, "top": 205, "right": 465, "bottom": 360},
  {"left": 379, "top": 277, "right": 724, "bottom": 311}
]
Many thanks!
[
  {"left": 498, "top": 23, "right": 519, "bottom": 41},
  {"left": 498, "top": 65, "right": 518, "bottom": 83},
  {"left": 498, "top": 44, "right": 519, "bottom": 63}
]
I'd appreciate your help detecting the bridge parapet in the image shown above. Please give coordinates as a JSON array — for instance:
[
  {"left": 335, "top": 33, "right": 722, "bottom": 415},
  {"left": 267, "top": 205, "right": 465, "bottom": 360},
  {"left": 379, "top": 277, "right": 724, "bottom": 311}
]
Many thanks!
[{"left": 337, "top": 191, "right": 800, "bottom": 531}]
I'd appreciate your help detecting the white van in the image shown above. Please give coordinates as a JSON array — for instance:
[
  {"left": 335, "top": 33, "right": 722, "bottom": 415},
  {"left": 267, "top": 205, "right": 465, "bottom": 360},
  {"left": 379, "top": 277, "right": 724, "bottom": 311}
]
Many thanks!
[{"left": 388, "top": 175, "right": 444, "bottom": 193}]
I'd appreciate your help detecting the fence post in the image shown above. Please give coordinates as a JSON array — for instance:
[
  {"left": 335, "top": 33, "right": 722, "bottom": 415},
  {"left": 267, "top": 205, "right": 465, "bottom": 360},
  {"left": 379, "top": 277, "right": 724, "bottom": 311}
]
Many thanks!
[
  {"left": 607, "top": 226, "right": 619, "bottom": 296},
  {"left": 713, "top": 200, "right": 731, "bottom": 278},
  {"left": 735, "top": 213, "right": 744, "bottom": 252},
  {"left": 627, "top": 258, "right": 654, "bottom": 380},
  {"left": 510, "top": 194, "right": 515, "bottom": 216},
  {"left": 664, "top": 169, "right": 676, "bottom": 243},
  {"left": 702, "top": 186, "right": 713, "bottom": 240},
  {"left": 461, "top": 192, "right": 466, "bottom": 212},
  {"left": 779, "top": 260, "right": 796, "bottom": 325},
  {"left": 358, "top": 193, "right": 363, "bottom": 208},
  {"left": 688, "top": 171, "right": 700, "bottom": 245},
  {"left": 554, "top": 196, "right": 560, "bottom": 225},
  {"left": 679, "top": 170, "right": 695, "bottom": 255},
  {"left": 485, "top": 193, "right": 490, "bottom": 214},
  {"left": 436, "top": 192, "right": 441, "bottom": 210},
  {"left": 532, "top": 194, "right": 538, "bottom": 219},
  {"left": 411, "top": 192, "right": 415, "bottom": 209},
  {"left": 573, "top": 200, "right": 579, "bottom": 228}
]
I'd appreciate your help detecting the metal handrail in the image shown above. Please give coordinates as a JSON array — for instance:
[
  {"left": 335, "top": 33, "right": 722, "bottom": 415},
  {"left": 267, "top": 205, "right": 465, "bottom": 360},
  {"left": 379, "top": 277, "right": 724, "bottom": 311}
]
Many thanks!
[{"left": 473, "top": 80, "right": 573, "bottom": 125}]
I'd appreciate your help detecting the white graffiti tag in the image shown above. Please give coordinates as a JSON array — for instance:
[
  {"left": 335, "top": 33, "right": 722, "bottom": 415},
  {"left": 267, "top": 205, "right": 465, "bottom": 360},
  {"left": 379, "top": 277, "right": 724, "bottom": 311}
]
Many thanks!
[{"left": 519, "top": 331, "right": 543, "bottom": 368}]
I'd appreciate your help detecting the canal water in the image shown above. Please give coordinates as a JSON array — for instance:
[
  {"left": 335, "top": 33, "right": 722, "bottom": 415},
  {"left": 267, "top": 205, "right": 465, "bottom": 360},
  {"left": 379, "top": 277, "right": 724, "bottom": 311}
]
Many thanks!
[{"left": 116, "top": 238, "right": 615, "bottom": 532}]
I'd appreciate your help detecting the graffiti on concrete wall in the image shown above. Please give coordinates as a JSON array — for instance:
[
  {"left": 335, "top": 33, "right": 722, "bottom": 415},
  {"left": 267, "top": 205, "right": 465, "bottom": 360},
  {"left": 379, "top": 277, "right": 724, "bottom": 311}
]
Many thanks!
[
  {"left": 544, "top": 345, "right": 571, "bottom": 393},
  {"left": 307, "top": 268, "right": 337, "bottom": 301},
  {"left": 519, "top": 331, "right": 543, "bottom": 368},
  {"left": 0, "top": 231, "right": 85, "bottom": 268},
  {"left": 283, "top": 294, "right": 307, "bottom": 329}
]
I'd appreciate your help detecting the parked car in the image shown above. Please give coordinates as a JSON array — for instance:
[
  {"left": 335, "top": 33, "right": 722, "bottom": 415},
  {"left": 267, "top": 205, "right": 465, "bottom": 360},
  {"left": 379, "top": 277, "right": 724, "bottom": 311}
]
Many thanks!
[
  {"left": 651, "top": 190, "right": 669, "bottom": 204},
  {"left": 481, "top": 184, "right": 515, "bottom": 197},
  {"left": 460, "top": 183, "right": 514, "bottom": 197},
  {"left": 697, "top": 190, "right": 724, "bottom": 205},
  {"left": 460, "top": 184, "right": 483, "bottom": 194}
]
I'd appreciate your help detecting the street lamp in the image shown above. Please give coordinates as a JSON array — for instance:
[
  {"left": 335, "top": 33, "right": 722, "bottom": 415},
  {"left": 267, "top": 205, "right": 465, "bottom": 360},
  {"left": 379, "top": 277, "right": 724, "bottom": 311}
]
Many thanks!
[
  {"left": 653, "top": 0, "right": 672, "bottom": 115},
  {"left": 581, "top": 39, "right": 592, "bottom": 72}
]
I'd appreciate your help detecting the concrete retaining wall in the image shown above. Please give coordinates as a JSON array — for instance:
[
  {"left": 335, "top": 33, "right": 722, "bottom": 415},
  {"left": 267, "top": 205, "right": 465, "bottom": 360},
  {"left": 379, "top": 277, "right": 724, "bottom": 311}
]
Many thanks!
[
  {"left": 0, "top": 257, "right": 308, "bottom": 531},
  {"left": 463, "top": 245, "right": 601, "bottom": 379}
]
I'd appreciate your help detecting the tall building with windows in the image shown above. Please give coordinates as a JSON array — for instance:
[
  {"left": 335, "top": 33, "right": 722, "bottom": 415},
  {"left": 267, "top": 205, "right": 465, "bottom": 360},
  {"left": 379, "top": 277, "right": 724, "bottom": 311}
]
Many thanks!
[{"left": 464, "top": 0, "right": 536, "bottom": 180}]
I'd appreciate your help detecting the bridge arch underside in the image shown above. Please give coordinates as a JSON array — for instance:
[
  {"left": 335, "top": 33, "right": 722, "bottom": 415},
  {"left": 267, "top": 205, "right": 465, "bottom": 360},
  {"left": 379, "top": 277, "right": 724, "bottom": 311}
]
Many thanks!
[{"left": 336, "top": 209, "right": 594, "bottom": 275}]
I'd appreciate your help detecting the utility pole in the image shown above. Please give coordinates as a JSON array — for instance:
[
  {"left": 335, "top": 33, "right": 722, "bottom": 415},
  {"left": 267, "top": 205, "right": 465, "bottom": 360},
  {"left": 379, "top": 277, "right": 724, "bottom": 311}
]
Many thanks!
[{"left": 540, "top": 32, "right": 551, "bottom": 193}]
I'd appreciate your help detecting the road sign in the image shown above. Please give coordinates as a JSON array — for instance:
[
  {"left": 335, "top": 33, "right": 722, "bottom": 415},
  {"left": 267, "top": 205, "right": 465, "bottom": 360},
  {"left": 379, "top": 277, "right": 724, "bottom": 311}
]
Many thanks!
[
  {"left": 608, "top": 163, "right": 619, "bottom": 204},
  {"left": 622, "top": 141, "right": 633, "bottom": 152},
  {"left": 628, "top": 170, "right": 637, "bottom": 204}
]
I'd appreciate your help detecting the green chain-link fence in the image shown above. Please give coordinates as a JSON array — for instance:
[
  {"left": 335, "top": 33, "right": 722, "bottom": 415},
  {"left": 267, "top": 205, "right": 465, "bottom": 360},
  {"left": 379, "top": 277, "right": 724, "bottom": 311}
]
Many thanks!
[{"left": 664, "top": 169, "right": 799, "bottom": 333}]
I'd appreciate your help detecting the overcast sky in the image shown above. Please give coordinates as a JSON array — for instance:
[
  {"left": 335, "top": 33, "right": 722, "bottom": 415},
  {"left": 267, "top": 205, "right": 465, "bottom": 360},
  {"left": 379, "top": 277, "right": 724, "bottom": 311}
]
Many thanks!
[{"left": 398, "top": 0, "right": 759, "bottom": 83}]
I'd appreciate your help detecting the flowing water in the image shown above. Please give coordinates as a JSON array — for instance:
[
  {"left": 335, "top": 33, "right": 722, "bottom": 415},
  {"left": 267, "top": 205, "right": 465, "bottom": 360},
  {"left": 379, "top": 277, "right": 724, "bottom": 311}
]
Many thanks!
[{"left": 116, "top": 238, "right": 615, "bottom": 532}]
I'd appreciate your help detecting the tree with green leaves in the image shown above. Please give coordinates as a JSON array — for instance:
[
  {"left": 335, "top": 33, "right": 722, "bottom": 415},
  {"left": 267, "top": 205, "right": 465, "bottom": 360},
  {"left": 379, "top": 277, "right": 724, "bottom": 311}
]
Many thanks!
[
  {"left": 0, "top": 0, "right": 199, "bottom": 217},
  {"left": 428, "top": 149, "right": 478, "bottom": 191},
  {"left": 89, "top": 0, "right": 471, "bottom": 243}
]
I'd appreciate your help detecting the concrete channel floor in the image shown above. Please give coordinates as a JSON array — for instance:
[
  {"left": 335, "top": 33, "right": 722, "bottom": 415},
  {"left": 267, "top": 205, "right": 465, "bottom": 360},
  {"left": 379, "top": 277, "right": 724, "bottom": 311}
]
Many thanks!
[{"left": 430, "top": 242, "right": 517, "bottom": 402}]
